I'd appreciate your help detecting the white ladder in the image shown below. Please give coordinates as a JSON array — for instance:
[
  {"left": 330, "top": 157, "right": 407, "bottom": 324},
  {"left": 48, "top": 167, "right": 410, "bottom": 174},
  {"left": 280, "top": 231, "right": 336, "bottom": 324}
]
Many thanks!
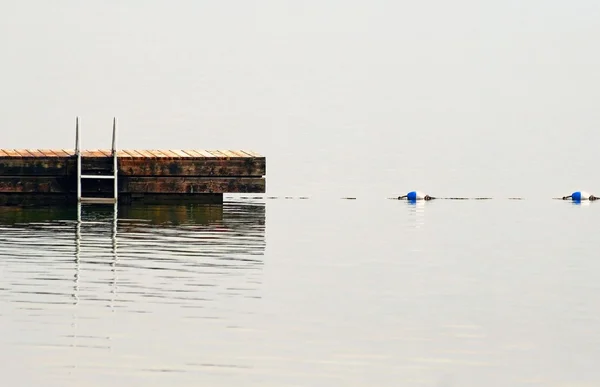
[{"left": 76, "top": 117, "right": 118, "bottom": 204}]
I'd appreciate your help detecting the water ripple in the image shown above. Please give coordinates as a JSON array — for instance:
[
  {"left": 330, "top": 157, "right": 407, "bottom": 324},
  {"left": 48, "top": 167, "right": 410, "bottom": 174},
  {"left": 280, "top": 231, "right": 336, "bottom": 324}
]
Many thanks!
[{"left": 0, "top": 202, "right": 265, "bottom": 381}]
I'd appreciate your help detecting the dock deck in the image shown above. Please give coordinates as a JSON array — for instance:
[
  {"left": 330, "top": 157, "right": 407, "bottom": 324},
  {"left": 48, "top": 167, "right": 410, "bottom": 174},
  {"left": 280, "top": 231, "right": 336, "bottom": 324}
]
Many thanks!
[{"left": 0, "top": 149, "right": 266, "bottom": 206}]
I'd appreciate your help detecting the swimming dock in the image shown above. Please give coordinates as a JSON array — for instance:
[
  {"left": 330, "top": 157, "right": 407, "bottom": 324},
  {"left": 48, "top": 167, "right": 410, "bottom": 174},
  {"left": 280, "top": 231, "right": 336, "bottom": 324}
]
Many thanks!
[{"left": 0, "top": 119, "right": 266, "bottom": 206}]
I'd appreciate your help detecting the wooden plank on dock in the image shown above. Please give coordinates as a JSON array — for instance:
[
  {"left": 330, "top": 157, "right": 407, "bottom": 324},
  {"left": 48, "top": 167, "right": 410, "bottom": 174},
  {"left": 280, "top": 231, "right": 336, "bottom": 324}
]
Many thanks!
[
  {"left": 242, "top": 150, "right": 262, "bottom": 157},
  {"left": 39, "top": 149, "right": 60, "bottom": 157},
  {"left": 82, "top": 150, "right": 107, "bottom": 157},
  {"left": 0, "top": 153, "right": 265, "bottom": 176},
  {"left": 126, "top": 150, "right": 146, "bottom": 158},
  {"left": 51, "top": 150, "right": 71, "bottom": 157},
  {"left": 122, "top": 177, "right": 265, "bottom": 194},
  {"left": 207, "top": 150, "right": 227, "bottom": 158},
  {"left": 2, "top": 150, "right": 21, "bottom": 157},
  {"left": 15, "top": 149, "right": 35, "bottom": 157},
  {"left": 0, "top": 177, "right": 68, "bottom": 193},
  {"left": 117, "top": 157, "right": 265, "bottom": 176},
  {"left": 0, "top": 146, "right": 266, "bottom": 201},
  {"left": 111, "top": 150, "right": 133, "bottom": 158},
  {"left": 135, "top": 150, "right": 156, "bottom": 158},
  {"left": 0, "top": 148, "right": 263, "bottom": 159},
  {"left": 195, "top": 150, "right": 216, "bottom": 158},
  {"left": 182, "top": 150, "right": 204, "bottom": 158},
  {"left": 81, "top": 157, "right": 112, "bottom": 172},
  {"left": 148, "top": 150, "right": 169, "bottom": 158},
  {"left": 171, "top": 149, "right": 192, "bottom": 158},
  {"left": 27, "top": 149, "right": 46, "bottom": 157},
  {"left": 90, "top": 149, "right": 108, "bottom": 157},
  {"left": 235, "top": 150, "right": 253, "bottom": 157},
  {"left": 231, "top": 150, "right": 251, "bottom": 158},
  {"left": 0, "top": 193, "right": 75, "bottom": 206},
  {"left": 161, "top": 150, "right": 180, "bottom": 158},
  {"left": 2, "top": 149, "right": 269, "bottom": 159},
  {"left": 219, "top": 150, "right": 240, "bottom": 158},
  {"left": 0, "top": 157, "right": 70, "bottom": 176}
]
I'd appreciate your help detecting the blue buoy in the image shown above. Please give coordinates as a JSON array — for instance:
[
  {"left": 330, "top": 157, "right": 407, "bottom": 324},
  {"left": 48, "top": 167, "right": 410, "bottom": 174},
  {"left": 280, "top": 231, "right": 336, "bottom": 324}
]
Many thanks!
[
  {"left": 562, "top": 191, "right": 598, "bottom": 201},
  {"left": 398, "top": 191, "right": 434, "bottom": 201}
]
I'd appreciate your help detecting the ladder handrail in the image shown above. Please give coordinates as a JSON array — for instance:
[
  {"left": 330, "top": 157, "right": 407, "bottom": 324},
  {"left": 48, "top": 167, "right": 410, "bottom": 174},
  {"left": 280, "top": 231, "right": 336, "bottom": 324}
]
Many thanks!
[
  {"left": 76, "top": 117, "right": 81, "bottom": 202},
  {"left": 112, "top": 118, "right": 118, "bottom": 201},
  {"left": 76, "top": 117, "right": 118, "bottom": 204}
]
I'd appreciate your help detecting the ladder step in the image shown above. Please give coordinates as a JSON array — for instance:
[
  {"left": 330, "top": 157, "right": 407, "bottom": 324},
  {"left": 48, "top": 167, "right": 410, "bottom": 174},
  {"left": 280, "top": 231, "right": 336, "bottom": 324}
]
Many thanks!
[
  {"left": 80, "top": 197, "right": 117, "bottom": 204},
  {"left": 81, "top": 174, "right": 115, "bottom": 179}
]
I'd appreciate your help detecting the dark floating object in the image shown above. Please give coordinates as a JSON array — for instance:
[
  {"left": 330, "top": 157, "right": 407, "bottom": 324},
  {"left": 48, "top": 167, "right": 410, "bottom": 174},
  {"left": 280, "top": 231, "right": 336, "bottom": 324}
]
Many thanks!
[
  {"left": 562, "top": 191, "right": 598, "bottom": 202},
  {"left": 398, "top": 191, "right": 434, "bottom": 201}
]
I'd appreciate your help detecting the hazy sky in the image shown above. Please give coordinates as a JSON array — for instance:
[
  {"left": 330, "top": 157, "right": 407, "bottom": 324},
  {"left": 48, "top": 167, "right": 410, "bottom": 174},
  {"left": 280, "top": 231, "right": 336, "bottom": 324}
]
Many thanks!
[{"left": 1, "top": 1, "right": 599, "bottom": 198}]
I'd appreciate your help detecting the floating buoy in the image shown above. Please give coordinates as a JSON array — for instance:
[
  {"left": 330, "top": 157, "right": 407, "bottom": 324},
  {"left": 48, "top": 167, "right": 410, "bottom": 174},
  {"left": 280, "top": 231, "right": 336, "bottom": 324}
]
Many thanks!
[
  {"left": 562, "top": 191, "right": 599, "bottom": 201},
  {"left": 398, "top": 191, "right": 435, "bottom": 201}
]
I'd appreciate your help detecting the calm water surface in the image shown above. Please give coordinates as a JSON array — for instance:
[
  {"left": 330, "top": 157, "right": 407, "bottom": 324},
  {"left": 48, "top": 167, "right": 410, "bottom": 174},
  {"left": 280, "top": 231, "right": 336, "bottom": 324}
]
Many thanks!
[{"left": 1, "top": 198, "right": 600, "bottom": 386}]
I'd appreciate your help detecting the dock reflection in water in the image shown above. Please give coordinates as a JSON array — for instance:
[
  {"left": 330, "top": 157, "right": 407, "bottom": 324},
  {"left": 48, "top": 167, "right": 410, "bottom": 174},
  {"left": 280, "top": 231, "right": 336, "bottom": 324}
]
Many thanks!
[{"left": 0, "top": 202, "right": 265, "bottom": 386}]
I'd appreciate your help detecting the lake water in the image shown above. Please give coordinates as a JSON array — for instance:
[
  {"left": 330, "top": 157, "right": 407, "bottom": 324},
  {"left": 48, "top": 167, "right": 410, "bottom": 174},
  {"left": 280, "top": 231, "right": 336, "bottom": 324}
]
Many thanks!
[
  {"left": 1, "top": 197, "right": 599, "bottom": 387},
  {"left": 4, "top": 1, "right": 600, "bottom": 385}
]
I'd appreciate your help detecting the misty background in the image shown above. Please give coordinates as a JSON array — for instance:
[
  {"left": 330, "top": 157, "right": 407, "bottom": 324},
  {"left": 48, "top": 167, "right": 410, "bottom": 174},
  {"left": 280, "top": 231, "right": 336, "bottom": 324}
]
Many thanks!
[{"left": 1, "top": 1, "right": 599, "bottom": 199}]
